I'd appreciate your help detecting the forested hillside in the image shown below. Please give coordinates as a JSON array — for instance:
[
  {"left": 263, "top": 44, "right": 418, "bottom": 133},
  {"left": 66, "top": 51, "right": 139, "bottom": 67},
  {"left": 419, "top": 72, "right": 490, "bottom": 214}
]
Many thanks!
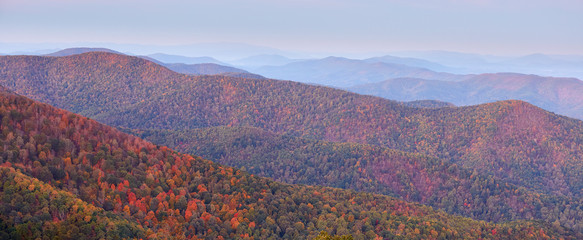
[
  {"left": 3, "top": 52, "right": 583, "bottom": 236},
  {"left": 131, "top": 126, "right": 583, "bottom": 231},
  {"left": 92, "top": 70, "right": 583, "bottom": 199},
  {"left": 0, "top": 167, "right": 145, "bottom": 239},
  {"left": 0, "top": 84, "right": 572, "bottom": 239}
]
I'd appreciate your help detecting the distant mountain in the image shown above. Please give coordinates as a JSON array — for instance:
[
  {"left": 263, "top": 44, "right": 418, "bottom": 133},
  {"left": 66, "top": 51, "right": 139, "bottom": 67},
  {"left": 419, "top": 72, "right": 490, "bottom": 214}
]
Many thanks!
[
  {"left": 500, "top": 54, "right": 583, "bottom": 78},
  {"left": 46, "top": 47, "right": 124, "bottom": 57},
  {"left": 162, "top": 63, "right": 264, "bottom": 79},
  {"left": 147, "top": 53, "right": 229, "bottom": 65},
  {"left": 1, "top": 49, "right": 61, "bottom": 56},
  {"left": 228, "top": 54, "right": 304, "bottom": 68},
  {"left": 217, "top": 71, "right": 266, "bottom": 79},
  {"left": 164, "top": 63, "right": 247, "bottom": 75},
  {"left": 0, "top": 82, "right": 565, "bottom": 239},
  {"left": 349, "top": 73, "right": 583, "bottom": 120},
  {"left": 364, "top": 55, "right": 457, "bottom": 73},
  {"left": 401, "top": 100, "right": 455, "bottom": 108},
  {"left": 391, "top": 51, "right": 583, "bottom": 79},
  {"left": 43, "top": 49, "right": 264, "bottom": 79},
  {"left": 0, "top": 41, "right": 308, "bottom": 60},
  {"left": 253, "top": 56, "right": 466, "bottom": 87},
  {"left": 506, "top": 53, "right": 582, "bottom": 67},
  {"left": 134, "top": 55, "right": 262, "bottom": 77},
  {"left": 145, "top": 42, "right": 305, "bottom": 60},
  {"left": 351, "top": 77, "right": 457, "bottom": 101},
  {"left": 390, "top": 50, "right": 502, "bottom": 68}
]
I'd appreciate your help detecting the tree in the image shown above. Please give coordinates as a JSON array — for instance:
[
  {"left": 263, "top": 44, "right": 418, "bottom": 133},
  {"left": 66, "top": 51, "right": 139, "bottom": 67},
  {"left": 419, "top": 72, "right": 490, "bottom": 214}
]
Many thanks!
[{"left": 313, "top": 231, "right": 353, "bottom": 240}]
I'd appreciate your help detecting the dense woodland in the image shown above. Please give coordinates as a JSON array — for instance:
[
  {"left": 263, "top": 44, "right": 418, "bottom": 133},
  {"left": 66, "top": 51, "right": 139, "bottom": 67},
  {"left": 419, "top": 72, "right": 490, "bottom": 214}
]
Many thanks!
[
  {"left": 132, "top": 126, "right": 583, "bottom": 231},
  {"left": 0, "top": 167, "right": 145, "bottom": 239},
  {"left": 1, "top": 52, "right": 583, "bottom": 238},
  {"left": 3, "top": 53, "right": 582, "bottom": 197},
  {"left": 3, "top": 53, "right": 583, "bottom": 197},
  {"left": 0, "top": 86, "right": 575, "bottom": 239}
]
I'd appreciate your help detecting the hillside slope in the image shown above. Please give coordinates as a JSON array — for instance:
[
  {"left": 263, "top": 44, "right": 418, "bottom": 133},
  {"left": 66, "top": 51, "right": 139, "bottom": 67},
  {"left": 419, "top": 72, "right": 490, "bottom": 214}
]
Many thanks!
[
  {"left": 0, "top": 85, "right": 573, "bottom": 239},
  {"left": 130, "top": 126, "right": 583, "bottom": 231},
  {"left": 96, "top": 76, "right": 583, "bottom": 198},
  {"left": 0, "top": 167, "right": 145, "bottom": 239},
  {"left": 3, "top": 52, "right": 583, "bottom": 232},
  {"left": 2, "top": 53, "right": 583, "bottom": 196}
]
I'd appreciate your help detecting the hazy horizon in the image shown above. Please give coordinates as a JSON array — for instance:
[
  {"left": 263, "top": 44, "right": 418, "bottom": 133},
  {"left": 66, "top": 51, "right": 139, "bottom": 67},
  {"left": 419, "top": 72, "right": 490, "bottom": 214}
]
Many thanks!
[
  {"left": 1, "top": 0, "right": 582, "bottom": 57},
  {"left": 5, "top": 40, "right": 574, "bottom": 60}
]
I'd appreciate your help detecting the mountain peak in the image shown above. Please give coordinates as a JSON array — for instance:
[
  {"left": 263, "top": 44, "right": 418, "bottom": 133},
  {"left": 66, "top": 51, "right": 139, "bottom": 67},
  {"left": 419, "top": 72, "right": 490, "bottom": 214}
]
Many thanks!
[{"left": 45, "top": 47, "right": 123, "bottom": 57}]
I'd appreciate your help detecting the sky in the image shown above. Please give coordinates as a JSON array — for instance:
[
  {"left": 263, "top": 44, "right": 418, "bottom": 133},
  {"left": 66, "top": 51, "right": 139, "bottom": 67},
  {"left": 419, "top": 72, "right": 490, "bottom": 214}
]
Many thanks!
[{"left": 1, "top": 0, "right": 582, "bottom": 57}]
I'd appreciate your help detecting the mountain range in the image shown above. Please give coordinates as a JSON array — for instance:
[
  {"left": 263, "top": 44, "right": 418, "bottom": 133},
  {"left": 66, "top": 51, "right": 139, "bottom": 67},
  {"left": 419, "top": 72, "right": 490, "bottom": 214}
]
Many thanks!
[
  {"left": 0, "top": 56, "right": 573, "bottom": 238},
  {"left": 227, "top": 54, "right": 303, "bottom": 69},
  {"left": 232, "top": 54, "right": 583, "bottom": 121},
  {"left": 4, "top": 52, "right": 583, "bottom": 196},
  {"left": 349, "top": 73, "right": 583, "bottom": 120},
  {"left": 44, "top": 47, "right": 264, "bottom": 78},
  {"left": 146, "top": 53, "right": 229, "bottom": 65},
  {"left": 2, "top": 51, "right": 583, "bottom": 238},
  {"left": 14, "top": 48, "right": 583, "bottom": 122},
  {"left": 389, "top": 51, "right": 583, "bottom": 80},
  {"left": 252, "top": 56, "right": 465, "bottom": 87},
  {"left": 3, "top": 86, "right": 514, "bottom": 239},
  {"left": 363, "top": 55, "right": 457, "bottom": 73}
]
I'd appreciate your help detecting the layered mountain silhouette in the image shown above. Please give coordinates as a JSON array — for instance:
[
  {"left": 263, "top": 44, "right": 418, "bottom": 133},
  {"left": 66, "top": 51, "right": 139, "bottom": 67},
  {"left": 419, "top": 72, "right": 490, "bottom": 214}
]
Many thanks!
[
  {"left": 146, "top": 53, "right": 228, "bottom": 65},
  {"left": 1, "top": 74, "right": 571, "bottom": 238},
  {"left": 2, "top": 52, "right": 583, "bottom": 236},
  {"left": 45, "top": 49, "right": 583, "bottom": 122},
  {"left": 46, "top": 48, "right": 263, "bottom": 78},
  {"left": 363, "top": 55, "right": 457, "bottom": 73},
  {"left": 350, "top": 73, "right": 583, "bottom": 119},
  {"left": 389, "top": 51, "right": 583, "bottom": 80},
  {"left": 3, "top": 53, "right": 583, "bottom": 195},
  {"left": 243, "top": 54, "right": 583, "bottom": 121},
  {"left": 253, "top": 56, "right": 466, "bottom": 87},
  {"left": 228, "top": 54, "right": 302, "bottom": 68},
  {"left": 159, "top": 63, "right": 264, "bottom": 79}
]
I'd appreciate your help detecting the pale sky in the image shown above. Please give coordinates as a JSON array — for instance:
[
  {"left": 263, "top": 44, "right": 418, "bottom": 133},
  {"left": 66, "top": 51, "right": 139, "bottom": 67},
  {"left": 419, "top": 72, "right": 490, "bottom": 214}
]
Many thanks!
[{"left": 1, "top": 0, "right": 582, "bottom": 56}]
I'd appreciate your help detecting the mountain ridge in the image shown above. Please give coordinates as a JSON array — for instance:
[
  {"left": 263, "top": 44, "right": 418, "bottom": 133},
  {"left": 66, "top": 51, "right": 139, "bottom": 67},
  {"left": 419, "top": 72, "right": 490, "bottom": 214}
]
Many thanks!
[
  {"left": 3, "top": 52, "right": 583, "bottom": 235},
  {"left": 253, "top": 56, "right": 466, "bottom": 87},
  {"left": 146, "top": 53, "right": 229, "bottom": 65},
  {"left": 349, "top": 73, "right": 583, "bottom": 119},
  {"left": 44, "top": 47, "right": 124, "bottom": 57},
  {"left": 1, "top": 52, "right": 582, "bottom": 198},
  {"left": 44, "top": 48, "right": 260, "bottom": 78},
  {"left": 0, "top": 84, "right": 571, "bottom": 238}
]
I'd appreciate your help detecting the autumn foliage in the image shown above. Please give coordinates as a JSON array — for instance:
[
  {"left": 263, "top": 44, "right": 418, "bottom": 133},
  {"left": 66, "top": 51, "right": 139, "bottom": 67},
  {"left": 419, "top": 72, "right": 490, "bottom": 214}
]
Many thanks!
[
  {"left": 1, "top": 52, "right": 583, "bottom": 238},
  {"left": 0, "top": 76, "right": 577, "bottom": 238}
]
